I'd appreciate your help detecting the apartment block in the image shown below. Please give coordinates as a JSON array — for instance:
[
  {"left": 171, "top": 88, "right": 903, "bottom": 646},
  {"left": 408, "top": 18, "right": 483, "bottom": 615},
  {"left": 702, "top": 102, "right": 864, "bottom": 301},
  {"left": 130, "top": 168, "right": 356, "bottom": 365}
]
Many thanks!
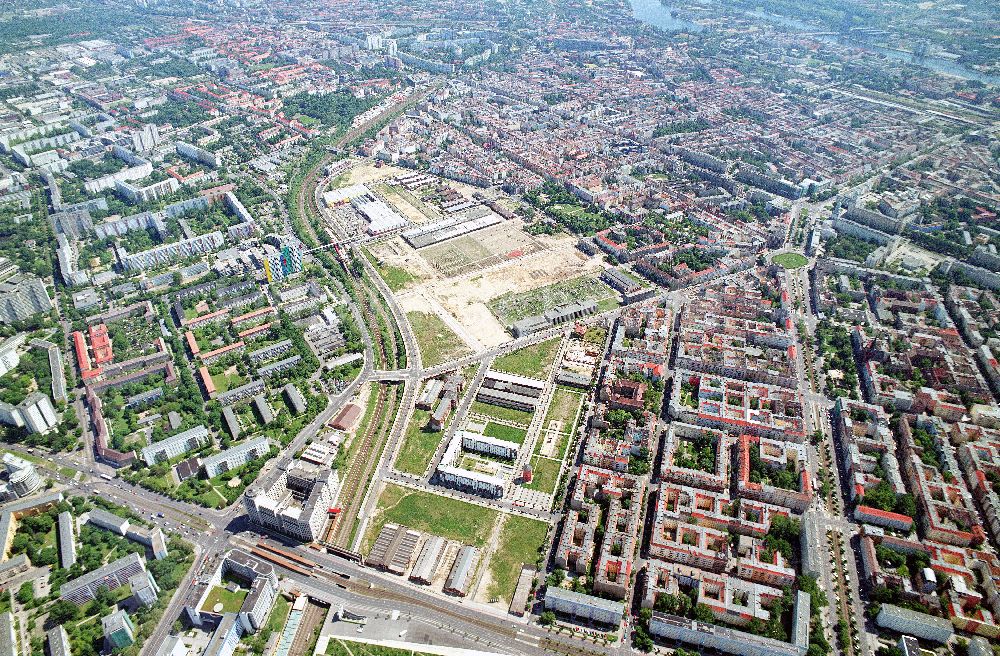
[
  {"left": 898, "top": 415, "right": 984, "bottom": 547},
  {"left": 669, "top": 371, "right": 805, "bottom": 442},
  {"left": 141, "top": 425, "right": 209, "bottom": 465},
  {"left": 0, "top": 273, "right": 53, "bottom": 323},
  {"left": 118, "top": 231, "right": 224, "bottom": 271},
  {"left": 660, "top": 423, "right": 731, "bottom": 492},
  {"left": 0, "top": 392, "right": 60, "bottom": 435},
  {"left": 202, "top": 437, "right": 270, "bottom": 478},
  {"left": 60, "top": 552, "right": 147, "bottom": 605},
  {"left": 543, "top": 587, "right": 624, "bottom": 627},
  {"left": 735, "top": 435, "right": 812, "bottom": 513},
  {"left": 649, "top": 591, "right": 810, "bottom": 656},
  {"left": 833, "top": 398, "right": 907, "bottom": 512}
]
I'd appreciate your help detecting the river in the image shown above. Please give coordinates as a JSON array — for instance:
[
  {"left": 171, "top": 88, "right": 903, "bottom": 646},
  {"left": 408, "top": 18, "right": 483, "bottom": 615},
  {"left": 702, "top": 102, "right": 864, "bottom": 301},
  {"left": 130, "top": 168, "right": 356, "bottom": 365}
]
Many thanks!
[{"left": 628, "top": 0, "right": 998, "bottom": 85}]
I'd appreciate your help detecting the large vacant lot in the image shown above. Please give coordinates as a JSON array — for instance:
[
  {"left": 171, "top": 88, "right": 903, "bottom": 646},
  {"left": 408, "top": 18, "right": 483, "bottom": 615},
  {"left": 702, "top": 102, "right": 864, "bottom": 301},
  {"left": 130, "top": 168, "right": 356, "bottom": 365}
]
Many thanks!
[{"left": 363, "top": 484, "right": 498, "bottom": 553}]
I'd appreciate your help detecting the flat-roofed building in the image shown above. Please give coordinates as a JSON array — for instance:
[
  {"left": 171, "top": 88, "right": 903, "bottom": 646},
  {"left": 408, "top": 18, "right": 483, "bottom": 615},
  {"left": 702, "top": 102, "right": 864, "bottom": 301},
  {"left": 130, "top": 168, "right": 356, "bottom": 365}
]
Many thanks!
[
  {"left": 283, "top": 384, "right": 305, "bottom": 415},
  {"left": 58, "top": 511, "right": 76, "bottom": 568},
  {"left": 222, "top": 407, "right": 240, "bottom": 440},
  {"left": 202, "top": 437, "right": 270, "bottom": 478},
  {"left": 252, "top": 395, "right": 273, "bottom": 425},
  {"left": 544, "top": 587, "right": 624, "bottom": 626},
  {"left": 477, "top": 370, "right": 545, "bottom": 412},
  {"left": 460, "top": 431, "right": 519, "bottom": 460},
  {"left": 243, "top": 462, "right": 337, "bottom": 542},
  {"left": 129, "top": 570, "right": 161, "bottom": 607},
  {"left": 140, "top": 425, "right": 209, "bottom": 465},
  {"left": 102, "top": 609, "right": 136, "bottom": 649},
  {"left": 203, "top": 613, "right": 242, "bottom": 656},
  {"left": 649, "top": 611, "right": 805, "bottom": 656},
  {"left": 0, "top": 554, "right": 28, "bottom": 584},
  {"left": 875, "top": 604, "right": 953, "bottom": 643},
  {"left": 156, "top": 636, "right": 188, "bottom": 656},
  {"left": 435, "top": 464, "right": 505, "bottom": 498},
  {"left": 46, "top": 626, "right": 71, "bottom": 656},
  {"left": 87, "top": 507, "right": 129, "bottom": 535},
  {"left": 0, "top": 612, "right": 14, "bottom": 656}
]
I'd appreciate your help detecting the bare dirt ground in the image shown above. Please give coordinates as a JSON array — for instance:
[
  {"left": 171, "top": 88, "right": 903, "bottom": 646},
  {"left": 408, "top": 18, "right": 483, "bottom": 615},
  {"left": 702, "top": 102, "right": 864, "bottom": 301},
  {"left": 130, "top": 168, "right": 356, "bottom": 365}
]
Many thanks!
[
  {"left": 368, "top": 236, "right": 438, "bottom": 280},
  {"left": 411, "top": 236, "right": 605, "bottom": 349},
  {"left": 351, "top": 167, "right": 607, "bottom": 350},
  {"left": 335, "top": 160, "right": 408, "bottom": 187}
]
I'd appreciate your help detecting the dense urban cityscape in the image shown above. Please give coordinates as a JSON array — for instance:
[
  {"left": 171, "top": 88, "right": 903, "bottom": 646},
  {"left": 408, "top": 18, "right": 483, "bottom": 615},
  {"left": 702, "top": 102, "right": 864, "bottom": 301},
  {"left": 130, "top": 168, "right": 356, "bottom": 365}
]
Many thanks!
[{"left": 0, "top": 0, "right": 996, "bottom": 656}]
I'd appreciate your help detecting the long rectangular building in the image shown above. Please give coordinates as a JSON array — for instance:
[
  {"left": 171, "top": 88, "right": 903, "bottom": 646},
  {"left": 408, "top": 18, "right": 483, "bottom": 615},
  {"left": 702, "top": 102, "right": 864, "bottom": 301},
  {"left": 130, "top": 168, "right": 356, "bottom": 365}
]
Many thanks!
[
  {"left": 544, "top": 587, "right": 624, "bottom": 626},
  {"left": 58, "top": 511, "right": 76, "bottom": 568},
  {"left": 444, "top": 545, "right": 478, "bottom": 596},
  {"left": 141, "top": 425, "right": 209, "bottom": 465},
  {"left": 409, "top": 536, "right": 446, "bottom": 585},
  {"left": 46, "top": 626, "right": 70, "bottom": 656},
  {"left": 476, "top": 370, "right": 546, "bottom": 412},
  {"left": 60, "top": 553, "right": 146, "bottom": 605},
  {"left": 202, "top": 437, "right": 270, "bottom": 478},
  {"left": 0, "top": 612, "right": 14, "bottom": 656}
]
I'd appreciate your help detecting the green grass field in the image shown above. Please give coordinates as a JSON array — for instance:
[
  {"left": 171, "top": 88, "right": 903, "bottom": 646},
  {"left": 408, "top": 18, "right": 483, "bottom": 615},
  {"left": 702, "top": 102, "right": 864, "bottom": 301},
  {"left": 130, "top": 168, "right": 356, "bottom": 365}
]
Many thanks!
[
  {"left": 406, "top": 311, "right": 471, "bottom": 368},
  {"left": 525, "top": 455, "right": 562, "bottom": 495},
  {"left": 482, "top": 421, "right": 528, "bottom": 445},
  {"left": 364, "top": 484, "right": 498, "bottom": 553},
  {"left": 327, "top": 639, "right": 436, "bottom": 656},
  {"left": 364, "top": 249, "right": 417, "bottom": 292},
  {"left": 263, "top": 594, "right": 290, "bottom": 634},
  {"left": 201, "top": 585, "right": 247, "bottom": 613},
  {"left": 542, "top": 388, "right": 584, "bottom": 437},
  {"left": 583, "top": 326, "right": 607, "bottom": 346},
  {"left": 394, "top": 409, "right": 443, "bottom": 475},
  {"left": 211, "top": 372, "right": 245, "bottom": 393},
  {"left": 772, "top": 252, "right": 809, "bottom": 269},
  {"left": 470, "top": 400, "right": 533, "bottom": 426},
  {"left": 487, "top": 515, "right": 548, "bottom": 603},
  {"left": 493, "top": 337, "right": 562, "bottom": 379}
]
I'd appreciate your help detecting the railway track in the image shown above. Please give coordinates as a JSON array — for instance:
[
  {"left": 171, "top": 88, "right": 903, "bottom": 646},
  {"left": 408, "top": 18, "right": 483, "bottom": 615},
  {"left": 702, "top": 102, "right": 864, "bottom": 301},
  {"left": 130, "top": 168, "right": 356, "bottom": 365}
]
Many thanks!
[
  {"left": 328, "top": 382, "right": 398, "bottom": 548},
  {"left": 340, "top": 576, "right": 522, "bottom": 643},
  {"left": 327, "top": 274, "right": 397, "bottom": 549}
]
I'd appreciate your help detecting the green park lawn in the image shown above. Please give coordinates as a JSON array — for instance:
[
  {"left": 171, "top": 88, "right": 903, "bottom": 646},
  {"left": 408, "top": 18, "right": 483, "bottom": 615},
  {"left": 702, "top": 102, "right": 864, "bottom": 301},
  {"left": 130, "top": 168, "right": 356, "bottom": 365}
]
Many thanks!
[
  {"left": 482, "top": 421, "right": 528, "bottom": 445},
  {"left": 772, "top": 252, "right": 809, "bottom": 269},
  {"left": 493, "top": 337, "right": 562, "bottom": 379},
  {"left": 394, "top": 409, "right": 443, "bottom": 475},
  {"left": 525, "top": 455, "right": 562, "bottom": 495}
]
